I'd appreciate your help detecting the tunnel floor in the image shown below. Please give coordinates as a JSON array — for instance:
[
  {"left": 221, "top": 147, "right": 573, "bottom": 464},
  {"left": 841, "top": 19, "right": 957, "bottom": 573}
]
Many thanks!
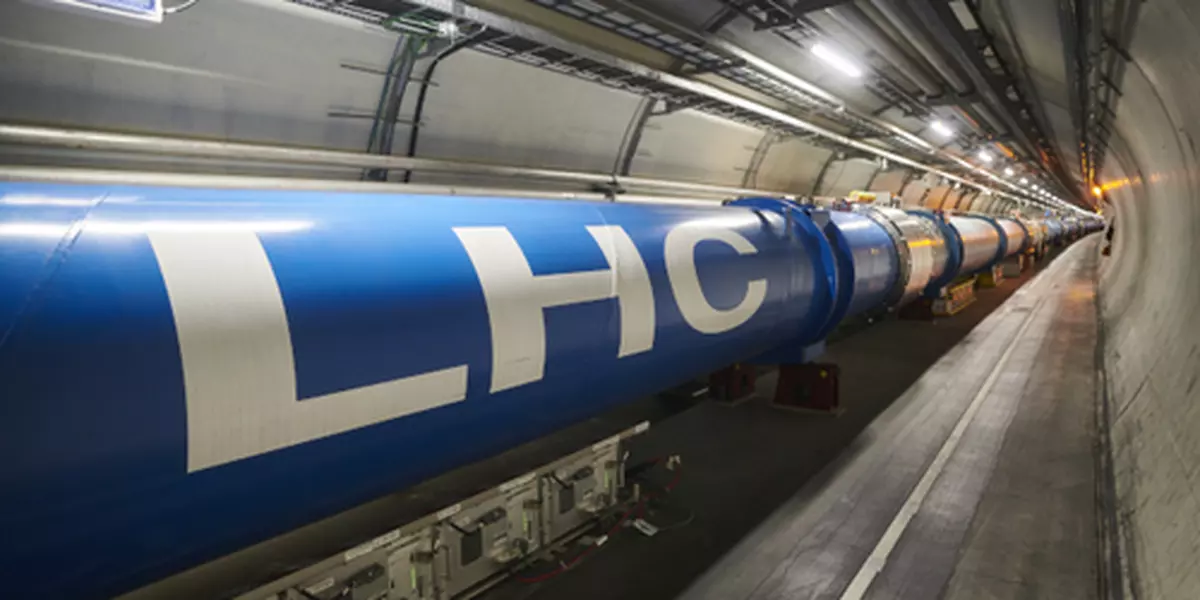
[{"left": 489, "top": 239, "right": 1102, "bottom": 600}]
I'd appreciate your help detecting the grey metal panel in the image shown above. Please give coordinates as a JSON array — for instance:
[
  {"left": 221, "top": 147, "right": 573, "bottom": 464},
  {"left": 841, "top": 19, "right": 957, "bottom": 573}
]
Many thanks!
[
  {"left": 0, "top": 0, "right": 392, "bottom": 156},
  {"left": 899, "top": 174, "right": 935, "bottom": 206},
  {"left": 942, "top": 188, "right": 965, "bottom": 210},
  {"left": 628, "top": 110, "right": 762, "bottom": 187},
  {"left": 924, "top": 185, "right": 952, "bottom": 209},
  {"left": 870, "top": 169, "right": 912, "bottom": 194},
  {"left": 817, "top": 158, "right": 879, "bottom": 197},
  {"left": 755, "top": 137, "right": 833, "bottom": 193},
  {"left": 408, "top": 50, "right": 639, "bottom": 173}
]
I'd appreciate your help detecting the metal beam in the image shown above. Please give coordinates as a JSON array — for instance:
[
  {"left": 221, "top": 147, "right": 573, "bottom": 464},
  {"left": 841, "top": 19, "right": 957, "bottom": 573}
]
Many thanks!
[
  {"left": 702, "top": 3, "right": 743, "bottom": 33},
  {"left": 403, "top": 27, "right": 502, "bottom": 182},
  {"left": 613, "top": 97, "right": 657, "bottom": 176},
  {"left": 926, "top": 91, "right": 981, "bottom": 107},
  {"left": 811, "top": 151, "right": 842, "bottom": 196},
  {"left": 784, "top": 0, "right": 852, "bottom": 14},
  {"left": 741, "top": 131, "right": 780, "bottom": 188}
]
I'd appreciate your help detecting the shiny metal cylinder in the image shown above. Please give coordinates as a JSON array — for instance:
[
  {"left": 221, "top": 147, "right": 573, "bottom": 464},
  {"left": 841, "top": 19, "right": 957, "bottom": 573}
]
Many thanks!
[
  {"left": 1045, "top": 218, "right": 1066, "bottom": 244},
  {"left": 857, "top": 205, "right": 946, "bottom": 307},
  {"left": 949, "top": 215, "right": 1002, "bottom": 274},
  {"left": 995, "top": 217, "right": 1027, "bottom": 257}
]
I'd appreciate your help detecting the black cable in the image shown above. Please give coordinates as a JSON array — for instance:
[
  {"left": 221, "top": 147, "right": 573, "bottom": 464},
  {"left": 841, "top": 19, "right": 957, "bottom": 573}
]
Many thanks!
[
  {"left": 364, "top": 36, "right": 409, "bottom": 156},
  {"left": 401, "top": 27, "right": 498, "bottom": 182},
  {"left": 640, "top": 495, "right": 696, "bottom": 532},
  {"left": 377, "top": 36, "right": 423, "bottom": 160}
]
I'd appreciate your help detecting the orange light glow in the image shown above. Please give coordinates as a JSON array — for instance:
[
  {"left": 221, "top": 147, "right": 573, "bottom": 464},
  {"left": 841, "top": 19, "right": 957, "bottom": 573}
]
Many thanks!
[
  {"left": 1092, "top": 185, "right": 1103, "bottom": 197},
  {"left": 1097, "top": 178, "right": 1132, "bottom": 193}
]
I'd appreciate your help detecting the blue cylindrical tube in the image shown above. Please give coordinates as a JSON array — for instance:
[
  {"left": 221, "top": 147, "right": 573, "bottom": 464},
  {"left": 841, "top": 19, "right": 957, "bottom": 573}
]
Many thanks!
[
  {"left": 822, "top": 209, "right": 899, "bottom": 320},
  {"left": 0, "top": 182, "right": 842, "bottom": 597}
]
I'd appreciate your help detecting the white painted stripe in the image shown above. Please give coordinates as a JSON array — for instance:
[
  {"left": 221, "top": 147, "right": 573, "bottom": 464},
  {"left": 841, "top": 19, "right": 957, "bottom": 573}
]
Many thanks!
[
  {"left": 838, "top": 289, "right": 1051, "bottom": 600},
  {"left": 664, "top": 223, "right": 767, "bottom": 335},
  {"left": 151, "top": 230, "right": 467, "bottom": 472},
  {"left": 586, "top": 225, "right": 655, "bottom": 358},
  {"left": 454, "top": 226, "right": 615, "bottom": 393}
]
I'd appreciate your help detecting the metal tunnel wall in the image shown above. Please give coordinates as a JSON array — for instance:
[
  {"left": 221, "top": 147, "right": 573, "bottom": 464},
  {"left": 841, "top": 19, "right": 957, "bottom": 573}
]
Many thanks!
[{"left": 1097, "top": 1, "right": 1200, "bottom": 597}]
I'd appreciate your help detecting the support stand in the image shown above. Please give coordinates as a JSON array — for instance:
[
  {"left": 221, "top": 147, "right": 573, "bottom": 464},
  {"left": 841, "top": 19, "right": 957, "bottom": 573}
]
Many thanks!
[
  {"left": 933, "top": 277, "right": 977, "bottom": 316},
  {"left": 771, "top": 363, "right": 842, "bottom": 415},
  {"left": 978, "top": 264, "right": 1004, "bottom": 288},
  {"left": 899, "top": 297, "right": 935, "bottom": 320},
  {"left": 708, "top": 363, "right": 757, "bottom": 405},
  {"left": 1001, "top": 255, "right": 1024, "bottom": 277}
]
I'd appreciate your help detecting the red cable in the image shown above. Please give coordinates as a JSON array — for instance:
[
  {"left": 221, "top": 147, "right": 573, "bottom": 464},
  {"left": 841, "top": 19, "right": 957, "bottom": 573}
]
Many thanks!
[{"left": 515, "top": 499, "right": 645, "bottom": 583}]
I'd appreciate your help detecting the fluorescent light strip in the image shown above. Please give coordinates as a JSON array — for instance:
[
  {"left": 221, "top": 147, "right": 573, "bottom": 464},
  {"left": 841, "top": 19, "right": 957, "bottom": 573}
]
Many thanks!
[{"left": 811, "top": 43, "right": 863, "bottom": 78}]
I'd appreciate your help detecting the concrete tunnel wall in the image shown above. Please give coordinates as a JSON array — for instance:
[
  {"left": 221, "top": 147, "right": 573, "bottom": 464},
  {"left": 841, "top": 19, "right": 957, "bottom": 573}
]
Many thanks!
[{"left": 1097, "top": 1, "right": 1200, "bottom": 597}]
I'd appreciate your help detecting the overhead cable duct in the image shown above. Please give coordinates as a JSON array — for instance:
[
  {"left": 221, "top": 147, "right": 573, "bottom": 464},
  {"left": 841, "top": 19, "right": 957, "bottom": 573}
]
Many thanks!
[
  {"left": 863, "top": 0, "right": 973, "bottom": 96},
  {"left": 824, "top": 5, "right": 943, "bottom": 98}
]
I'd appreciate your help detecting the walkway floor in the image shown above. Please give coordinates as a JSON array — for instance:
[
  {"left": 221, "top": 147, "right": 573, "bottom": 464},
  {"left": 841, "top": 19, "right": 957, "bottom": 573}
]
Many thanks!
[
  {"left": 680, "top": 237, "right": 1101, "bottom": 600},
  {"left": 487, "top": 239, "right": 1101, "bottom": 600}
]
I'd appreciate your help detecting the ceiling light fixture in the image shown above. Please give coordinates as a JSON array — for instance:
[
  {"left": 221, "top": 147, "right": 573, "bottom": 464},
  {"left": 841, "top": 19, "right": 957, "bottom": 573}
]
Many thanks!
[
  {"left": 930, "top": 120, "right": 954, "bottom": 138},
  {"left": 977, "top": 150, "right": 994, "bottom": 163},
  {"left": 1004, "top": 167, "right": 1015, "bottom": 177},
  {"left": 811, "top": 43, "right": 863, "bottom": 78},
  {"left": 1019, "top": 177, "right": 1029, "bottom": 185}
]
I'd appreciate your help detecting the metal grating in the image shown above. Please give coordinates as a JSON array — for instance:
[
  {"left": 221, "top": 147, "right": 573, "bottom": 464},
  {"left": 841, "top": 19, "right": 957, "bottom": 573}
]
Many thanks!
[
  {"left": 526, "top": 0, "right": 939, "bottom": 148},
  {"left": 531, "top": 0, "right": 845, "bottom": 114},
  {"left": 712, "top": 0, "right": 929, "bottom": 115},
  {"left": 534, "top": 0, "right": 934, "bottom": 143}
]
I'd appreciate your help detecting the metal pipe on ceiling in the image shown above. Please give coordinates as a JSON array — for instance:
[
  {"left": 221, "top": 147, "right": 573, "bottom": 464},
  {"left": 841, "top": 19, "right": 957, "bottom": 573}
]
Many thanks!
[
  {"left": 965, "top": 102, "right": 1012, "bottom": 139},
  {"left": 0, "top": 166, "right": 724, "bottom": 205},
  {"left": 824, "top": 5, "right": 943, "bottom": 98},
  {"left": 0, "top": 124, "right": 785, "bottom": 199},
  {"left": 862, "top": 0, "right": 972, "bottom": 96}
]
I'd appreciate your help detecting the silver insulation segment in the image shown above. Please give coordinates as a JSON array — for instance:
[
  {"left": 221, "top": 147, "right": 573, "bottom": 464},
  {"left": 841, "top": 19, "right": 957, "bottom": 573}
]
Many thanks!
[{"left": 857, "top": 206, "right": 947, "bottom": 307}]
